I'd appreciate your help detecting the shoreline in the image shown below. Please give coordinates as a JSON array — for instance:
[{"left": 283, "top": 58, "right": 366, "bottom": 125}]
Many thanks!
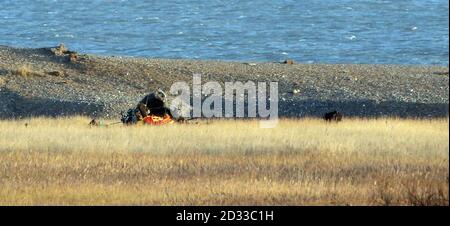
[{"left": 0, "top": 45, "right": 448, "bottom": 119}]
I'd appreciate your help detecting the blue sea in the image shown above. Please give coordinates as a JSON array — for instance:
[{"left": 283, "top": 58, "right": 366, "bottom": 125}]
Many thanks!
[{"left": 0, "top": 0, "right": 448, "bottom": 65}]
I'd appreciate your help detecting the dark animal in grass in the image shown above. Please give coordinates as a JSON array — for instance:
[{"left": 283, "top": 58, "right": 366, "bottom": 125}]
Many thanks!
[
  {"left": 324, "top": 111, "right": 343, "bottom": 122},
  {"left": 89, "top": 119, "right": 99, "bottom": 127},
  {"left": 139, "top": 88, "right": 173, "bottom": 118}
]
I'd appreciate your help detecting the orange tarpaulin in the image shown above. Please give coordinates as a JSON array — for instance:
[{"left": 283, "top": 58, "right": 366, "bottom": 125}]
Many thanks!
[{"left": 142, "top": 114, "right": 174, "bottom": 125}]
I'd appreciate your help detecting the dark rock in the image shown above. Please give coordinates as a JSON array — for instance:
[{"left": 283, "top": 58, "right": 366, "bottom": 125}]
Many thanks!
[
  {"left": 69, "top": 52, "right": 78, "bottom": 62},
  {"left": 283, "top": 59, "right": 295, "bottom": 65},
  {"left": 47, "top": 71, "right": 64, "bottom": 77},
  {"left": 50, "top": 43, "right": 68, "bottom": 56}
]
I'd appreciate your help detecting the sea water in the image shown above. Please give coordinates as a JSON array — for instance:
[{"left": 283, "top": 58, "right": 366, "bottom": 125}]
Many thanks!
[{"left": 0, "top": 0, "right": 448, "bottom": 65}]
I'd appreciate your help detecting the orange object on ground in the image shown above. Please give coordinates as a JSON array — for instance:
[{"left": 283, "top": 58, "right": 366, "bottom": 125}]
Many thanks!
[{"left": 143, "top": 114, "right": 174, "bottom": 125}]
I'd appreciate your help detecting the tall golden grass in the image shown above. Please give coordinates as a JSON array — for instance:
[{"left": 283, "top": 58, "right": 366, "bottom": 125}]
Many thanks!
[{"left": 0, "top": 117, "right": 448, "bottom": 205}]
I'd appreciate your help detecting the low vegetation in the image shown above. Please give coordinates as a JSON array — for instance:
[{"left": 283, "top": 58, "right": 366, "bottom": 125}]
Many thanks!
[
  {"left": 0, "top": 117, "right": 448, "bottom": 205},
  {"left": 13, "top": 65, "right": 45, "bottom": 78}
]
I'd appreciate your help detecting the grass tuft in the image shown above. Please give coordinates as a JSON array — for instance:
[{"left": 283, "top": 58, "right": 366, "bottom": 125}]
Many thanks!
[{"left": 13, "top": 65, "right": 45, "bottom": 78}]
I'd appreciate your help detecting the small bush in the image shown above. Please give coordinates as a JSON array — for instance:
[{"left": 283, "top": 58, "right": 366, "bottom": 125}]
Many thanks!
[{"left": 13, "top": 65, "right": 45, "bottom": 78}]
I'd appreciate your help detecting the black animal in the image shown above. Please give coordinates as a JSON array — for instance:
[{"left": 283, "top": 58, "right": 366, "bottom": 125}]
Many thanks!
[
  {"left": 139, "top": 89, "right": 172, "bottom": 118},
  {"left": 324, "top": 111, "right": 343, "bottom": 122},
  {"left": 89, "top": 119, "right": 99, "bottom": 126},
  {"left": 121, "top": 89, "right": 174, "bottom": 125},
  {"left": 137, "top": 103, "right": 149, "bottom": 118}
]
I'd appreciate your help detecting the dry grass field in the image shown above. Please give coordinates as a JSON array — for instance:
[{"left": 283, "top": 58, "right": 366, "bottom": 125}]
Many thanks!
[{"left": 0, "top": 117, "right": 448, "bottom": 205}]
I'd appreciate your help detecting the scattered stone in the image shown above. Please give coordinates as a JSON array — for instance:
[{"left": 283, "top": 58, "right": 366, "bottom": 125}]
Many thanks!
[
  {"left": 432, "top": 71, "right": 449, "bottom": 75},
  {"left": 47, "top": 71, "right": 64, "bottom": 77},
  {"left": 0, "top": 45, "right": 448, "bottom": 119},
  {"left": 50, "top": 43, "right": 78, "bottom": 62},
  {"left": 69, "top": 52, "right": 78, "bottom": 62},
  {"left": 50, "top": 43, "right": 68, "bottom": 56},
  {"left": 282, "top": 59, "right": 295, "bottom": 65}
]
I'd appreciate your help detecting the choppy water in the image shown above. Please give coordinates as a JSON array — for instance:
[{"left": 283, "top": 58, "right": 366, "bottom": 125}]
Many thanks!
[{"left": 0, "top": 0, "right": 448, "bottom": 65}]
